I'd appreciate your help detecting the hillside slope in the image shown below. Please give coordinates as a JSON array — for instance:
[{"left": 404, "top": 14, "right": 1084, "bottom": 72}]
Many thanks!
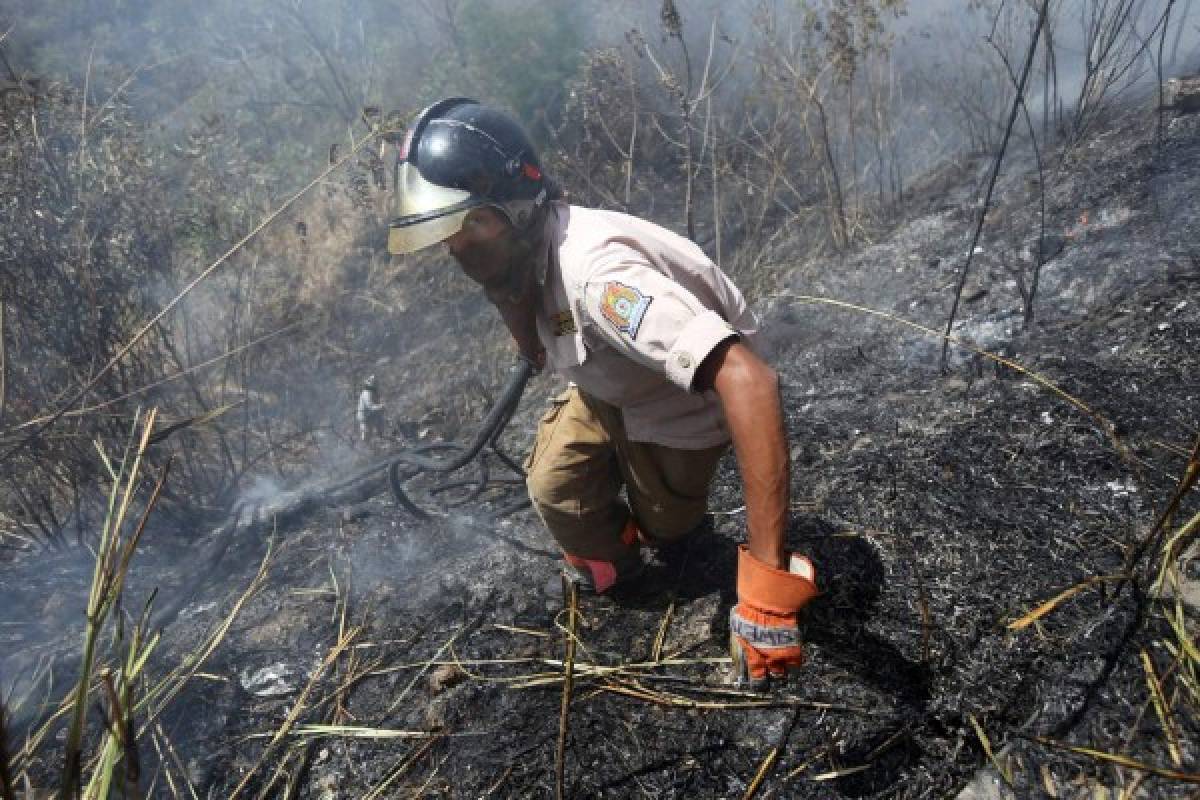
[{"left": 4, "top": 99, "right": 1198, "bottom": 798}]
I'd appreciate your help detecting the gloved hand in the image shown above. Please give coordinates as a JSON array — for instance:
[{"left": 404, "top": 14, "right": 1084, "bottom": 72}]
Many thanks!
[{"left": 729, "top": 545, "right": 818, "bottom": 688}]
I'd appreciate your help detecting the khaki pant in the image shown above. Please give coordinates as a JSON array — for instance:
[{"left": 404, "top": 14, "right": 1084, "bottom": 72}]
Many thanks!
[{"left": 525, "top": 387, "right": 727, "bottom": 561}]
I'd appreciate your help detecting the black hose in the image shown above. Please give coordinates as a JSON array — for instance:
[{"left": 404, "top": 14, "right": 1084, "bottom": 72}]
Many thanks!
[
  {"left": 389, "top": 357, "right": 533, "bottom": 473},
  {"left": 387, "top": 358, "right": 534, "bottom": 517},
  {"left": 150, "top": 358, "right": 535, "bottom": 630}
]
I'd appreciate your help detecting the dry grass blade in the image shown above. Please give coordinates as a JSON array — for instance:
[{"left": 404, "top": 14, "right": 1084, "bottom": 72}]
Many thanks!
[
  {"left": 139, "top": 536, "right": 275, "bottom": 728},
  {"left": 0, "top": 702, "right": 14, "bottom": 800},
  {"left": 812, "top": 764, "right": 872, "bottom": 781},
  {"left": 742, "top": 748, "right": 781, "bottom": 799},
  {"left": 152, "top": 724, "right": 199, "bottom": 800},
  {"left": 283, "top": 725, "right": 441, "bottom": 740},
  {"left": 146, "top": 400, "right": 243, "bottom": 445},
  {"left": 593, "top": 678, "right": 876, "bottom": 715},
  {"left": 1156, "top": 510, "right": 1200, "bottom": 594},
  {"left": 1139, "top": 650, "right": 1182, "bottom": 767},
  {"left": 741, "top": 708, "right": 801, "bottom": 800},
  {"left": 361, "top": 736, "right": 439, "bottom": 800},
  {"left": 229, "top": 625, "right": 361, "bottom": 799},
  {"left": 1132, "top": 435, "right": 1199, "bottom": 576},
  {"left": 652, "top": 600, "right": 675, "bottom": 663},
  {"left": 385, "top": 623, "right": 470, "bottom": 716},
  {"left": 1007, "top": 574, "right": 1126, "bottom": 630},
  {"left": 968, "top": 713, "right": 1012, "bottom": 786},
  {"left": 555, "top": 576, "right": 579, "bottom": 800},
  {"left": 776, "top": 293, "right": 1128, "bottom": 458},
  {"left": 491, "top": 624, "right": 551, "bottom": 638},
  {"left": 1031, "top": 736, "right": 1200, "bottom": 783},
  {"left": 412, "top": 753, "right": 450, "bottom": 799}
]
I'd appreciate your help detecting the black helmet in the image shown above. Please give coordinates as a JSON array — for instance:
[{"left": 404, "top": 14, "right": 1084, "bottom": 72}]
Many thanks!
[{"left": 387, "top": 98, "right": 554, "bottom": 255}]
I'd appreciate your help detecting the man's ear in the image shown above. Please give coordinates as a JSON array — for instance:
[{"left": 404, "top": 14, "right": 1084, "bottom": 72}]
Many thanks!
[{"left": 466, "top": 207, "right": 512, "bottom": 238}]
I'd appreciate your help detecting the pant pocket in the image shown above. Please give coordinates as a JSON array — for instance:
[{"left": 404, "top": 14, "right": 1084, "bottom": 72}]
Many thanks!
[{"left": 524, "top": 389, "right": 574, "bottom": 471}]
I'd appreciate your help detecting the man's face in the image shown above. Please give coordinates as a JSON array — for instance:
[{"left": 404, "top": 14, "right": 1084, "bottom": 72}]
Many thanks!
[{"left": 445, "top": 207, "right": 516, "bottom": 290}]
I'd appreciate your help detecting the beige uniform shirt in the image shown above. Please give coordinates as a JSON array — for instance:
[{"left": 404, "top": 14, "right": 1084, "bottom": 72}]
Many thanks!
[{"left": 534, "top": 203, "right": 760, "bottom": 449}]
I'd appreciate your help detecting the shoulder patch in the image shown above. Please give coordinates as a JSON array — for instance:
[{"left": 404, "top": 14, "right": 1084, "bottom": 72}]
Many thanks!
[{"left": 599, "top": 281, "right": 653, "bottom": 340}]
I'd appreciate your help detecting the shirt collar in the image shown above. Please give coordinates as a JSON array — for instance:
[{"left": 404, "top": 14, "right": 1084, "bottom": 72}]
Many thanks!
[{"left": 533, "top": 202, "right": 563, "bottom": 287}]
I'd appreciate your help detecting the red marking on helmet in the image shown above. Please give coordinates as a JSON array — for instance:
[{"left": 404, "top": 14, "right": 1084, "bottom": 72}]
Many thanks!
[{"left": 522, "top": 162, "right": 542, "bottom": 180}]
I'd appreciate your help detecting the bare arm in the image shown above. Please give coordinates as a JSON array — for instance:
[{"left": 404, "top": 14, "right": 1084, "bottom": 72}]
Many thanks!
[{"left": 696, "top": 339, "right": 788, "bottom": 570}]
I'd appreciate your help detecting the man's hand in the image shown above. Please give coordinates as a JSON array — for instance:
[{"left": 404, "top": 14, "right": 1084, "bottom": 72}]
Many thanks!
[{"left": 729, "top": 545, "right": 817, "bottom": 688}]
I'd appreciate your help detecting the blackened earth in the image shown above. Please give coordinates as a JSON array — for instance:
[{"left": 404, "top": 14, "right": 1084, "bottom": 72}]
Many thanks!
[{"left": 5, "top": 104, "right": 1199, "bottom": 798}]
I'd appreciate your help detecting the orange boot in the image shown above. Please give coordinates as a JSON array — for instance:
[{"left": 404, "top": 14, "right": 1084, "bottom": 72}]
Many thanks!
[{"left": 562, "top": 519, "right": 645, "bottom": 593}]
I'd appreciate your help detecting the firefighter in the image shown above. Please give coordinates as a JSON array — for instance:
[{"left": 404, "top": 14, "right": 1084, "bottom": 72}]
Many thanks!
[
  {"left": 385, "top": 97, "right": 817, "bottom": 687},
  {"left": 357, "top": 374, "right": 386, "bottom": 444}
]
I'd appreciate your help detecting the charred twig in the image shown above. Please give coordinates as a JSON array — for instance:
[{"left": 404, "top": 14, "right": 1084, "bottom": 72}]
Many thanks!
[
  {"left": 984, "top": 27, "right": 1048, "bottom": 329},
  {"left": 555, "top": 576, "right": 579, "bottom": 800},
  {"left": 1127, "top": 434, "right": 1200, "bottom": 580},
  {"left": 777, "top": 293, "right": 1129, "bottom": 462},
  {"left": 941, "top": 0, "right": 1049, "bottom": 367}
]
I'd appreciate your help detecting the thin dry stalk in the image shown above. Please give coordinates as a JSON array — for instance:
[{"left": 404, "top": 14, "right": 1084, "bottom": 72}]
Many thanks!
[
  {"left": 411, "top": 753, "right": 450, "bottom": 799},
  {"left": 651, "top": 600, "right": 675, "bottom": 663},
  {"left": 1029, "top": 735, "right": 1200, "bottom": 784},
  {"left": 385, "top": 623, "right": 470, "bottom": 717},
  {"left": 0, "top": 702, "right": 14, "bottom": 800},
  {"left": 594, "top": 678, "right": 876, "bottom": 716},
  {"left": 741, "top": 707, "right": 801, "bottom": 799},
  {"left": 61, "top": 409, "right": 159, "bottom": 800},
  {"left": 968, "top": 712, "right": 1013, "bottom": 786},
  {"left": 1139, "top": 436, "right": 1200, "bottom": 579},
  {"left": 228, "top": 626, "right": 361, "bottom": 799},
  {"left": 0, "top": 129, "right": 386, "bottom": 465},
  {"left": 483, "top": 765, "right": 513, "bottom": 797},
  {"left": 555, "top": 577, "right": 579, "bottom": 800},
  {"left": 1139, "top": 650, "right": 1182, "bottom": 767},
  {"left": 1007, "top": 574, "right": 1127, "bottom": 630},
  {"left": 360, "top": 736, "right": 439, "bottom": 800},
  {"left": 139, "top": 535, "right": 275, "bottom": 729},
  {"left": 152, "top": 724, "right": 199, "bottom": 800}
]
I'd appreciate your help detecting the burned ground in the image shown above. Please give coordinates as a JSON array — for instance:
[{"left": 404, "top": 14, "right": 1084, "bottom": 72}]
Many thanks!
[{"left": 3, "top": 102, "right": 1199, "bottom": 798}]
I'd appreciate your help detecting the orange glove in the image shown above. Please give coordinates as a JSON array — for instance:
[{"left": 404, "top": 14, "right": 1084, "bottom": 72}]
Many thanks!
[{"left": 729, "top": 545, "right": 818, "bottom": 688}]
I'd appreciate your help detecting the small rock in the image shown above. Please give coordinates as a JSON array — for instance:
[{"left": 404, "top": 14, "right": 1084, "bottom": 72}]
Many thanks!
[
  {"left": 955, "top": 767, "right": 1017, "bottom": 799},
  {"left": 239, "top": 663, "right": 298, "bottom": 696},
  {"left": 429, "top": 663, "right": 467, "bottom": 694}
]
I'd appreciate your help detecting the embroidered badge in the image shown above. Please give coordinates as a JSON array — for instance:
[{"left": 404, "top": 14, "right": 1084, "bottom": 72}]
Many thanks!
[
  {"left": 551, "top": 310, "right": 577, "bottom": 336},
  {"left": 599, "top": 282, "right": 652, "bottom": 339}
]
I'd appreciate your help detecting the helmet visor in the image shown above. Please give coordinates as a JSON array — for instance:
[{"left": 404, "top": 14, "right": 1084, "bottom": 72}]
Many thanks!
[{"left": 387, "top": 161, "right": 476, "bottom": 254}]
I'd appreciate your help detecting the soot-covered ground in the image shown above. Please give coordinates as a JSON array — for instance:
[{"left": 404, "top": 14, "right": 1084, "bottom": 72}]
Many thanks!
[{"left": 5, "top": 102, "right": 1198, "bottom": 798}]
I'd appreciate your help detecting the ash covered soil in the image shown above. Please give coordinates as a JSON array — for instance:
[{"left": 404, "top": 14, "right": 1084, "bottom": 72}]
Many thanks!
[{"left": 6, "top": 105, "right": 1200, "bottom": 798}]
